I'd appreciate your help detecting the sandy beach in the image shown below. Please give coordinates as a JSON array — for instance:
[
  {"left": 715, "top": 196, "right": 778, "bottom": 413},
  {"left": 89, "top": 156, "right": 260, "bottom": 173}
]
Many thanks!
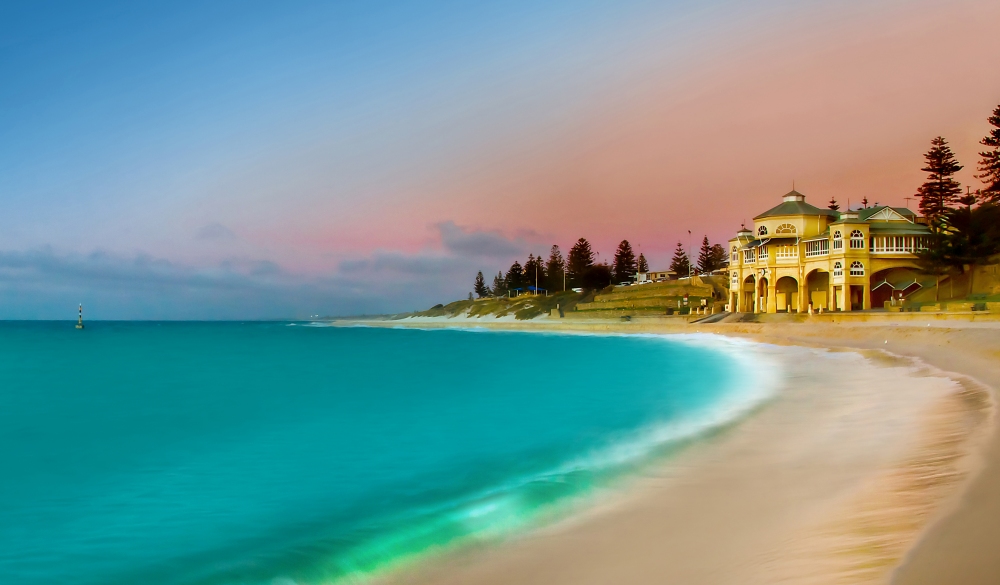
[{"left": 338, "top": 316, "right": 1000, "bottom": 585}]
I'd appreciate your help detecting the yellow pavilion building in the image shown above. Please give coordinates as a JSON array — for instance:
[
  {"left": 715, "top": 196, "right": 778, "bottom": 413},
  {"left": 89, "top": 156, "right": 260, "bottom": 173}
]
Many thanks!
[{"left": 727, "top": 190, "right": 932, "bottom": 313}]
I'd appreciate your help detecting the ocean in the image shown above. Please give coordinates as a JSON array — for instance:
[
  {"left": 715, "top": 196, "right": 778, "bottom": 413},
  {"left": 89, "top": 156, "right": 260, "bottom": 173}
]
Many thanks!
[{"left": 0, "top": 322, "right": 772, "bottom": 585}]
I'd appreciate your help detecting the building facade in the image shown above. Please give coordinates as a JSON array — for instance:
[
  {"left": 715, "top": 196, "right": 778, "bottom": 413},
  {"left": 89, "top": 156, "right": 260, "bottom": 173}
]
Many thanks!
[
  {"left": 728, "top": 190, "right": 931, "bottom": 313},
  {"left": 636, "top": 269, "right": 676, "bottom": 283}
]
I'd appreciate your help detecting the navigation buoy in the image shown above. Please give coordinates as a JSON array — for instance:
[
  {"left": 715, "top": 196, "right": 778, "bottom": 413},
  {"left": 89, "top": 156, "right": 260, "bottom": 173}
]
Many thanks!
[{"left": 76, "top": 304, "right": 84, "bottom": 329}]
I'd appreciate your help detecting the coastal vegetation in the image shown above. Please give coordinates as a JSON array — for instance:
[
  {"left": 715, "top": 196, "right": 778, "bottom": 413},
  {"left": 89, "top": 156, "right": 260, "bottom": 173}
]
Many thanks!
[
  {"left": 915, "top": 103, "right": 1000, "bottom": 299},
  {"left": 471, "top": 235, "right": 729, "bottom": 301}
]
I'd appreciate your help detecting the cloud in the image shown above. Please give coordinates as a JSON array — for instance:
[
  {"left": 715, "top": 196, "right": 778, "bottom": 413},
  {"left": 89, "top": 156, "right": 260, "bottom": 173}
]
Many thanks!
[
  {"left": 435, "top": 221, "right": 535, "bottom": 258},
  {"left": 0, "top": 222, "right": 550, "bottom": 319},
  {"left": 196, "top": 223, "right": 238, "bottom": 241},
  {"left": 337, "top": 221, "right": 544, "bottom": 290}
]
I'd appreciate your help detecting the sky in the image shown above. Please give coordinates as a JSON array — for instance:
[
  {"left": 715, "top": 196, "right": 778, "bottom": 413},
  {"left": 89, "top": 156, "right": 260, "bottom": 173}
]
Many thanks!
[{"left": 2, "top": 0, "right": 999, "bottom": 319}]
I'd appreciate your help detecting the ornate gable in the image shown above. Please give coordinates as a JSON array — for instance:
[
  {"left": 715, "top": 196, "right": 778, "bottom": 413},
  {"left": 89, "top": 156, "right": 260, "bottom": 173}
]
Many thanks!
[{"left": 866, "top": 207, "right": 911, "bottom": 223}]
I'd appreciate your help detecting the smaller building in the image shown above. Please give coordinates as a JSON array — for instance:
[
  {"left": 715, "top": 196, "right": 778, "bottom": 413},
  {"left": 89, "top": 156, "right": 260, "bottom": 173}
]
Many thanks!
[{"left": 636, "top": 269, "right": 676, "bottom": 283}]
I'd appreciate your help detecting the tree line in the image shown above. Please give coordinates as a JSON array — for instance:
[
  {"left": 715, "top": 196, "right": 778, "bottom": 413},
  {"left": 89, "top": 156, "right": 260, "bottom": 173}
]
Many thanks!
[
  {"left": 913, "top": 102, "right": 1000, "bottom": 296},
  {"left": 473, "top": 236, "right": 729, "bottom": 298}
]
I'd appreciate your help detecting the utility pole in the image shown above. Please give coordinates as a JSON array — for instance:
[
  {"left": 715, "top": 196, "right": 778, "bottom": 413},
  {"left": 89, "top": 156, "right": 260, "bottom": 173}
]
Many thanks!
[{"left": 687, "top": 230, "right": 693, "bottom": 279}]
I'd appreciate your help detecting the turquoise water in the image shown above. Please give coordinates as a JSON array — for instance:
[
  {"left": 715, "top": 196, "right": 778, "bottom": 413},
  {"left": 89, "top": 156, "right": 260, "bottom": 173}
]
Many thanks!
[{"left": 0, "top": 322, "right": 759, "bottom": 585}]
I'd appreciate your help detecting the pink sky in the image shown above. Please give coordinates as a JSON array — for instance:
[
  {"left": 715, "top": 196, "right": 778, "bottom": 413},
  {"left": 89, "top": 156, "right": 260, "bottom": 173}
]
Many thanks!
[{"left": 4, "top": 0, "right": 1000, "bottom": 317}]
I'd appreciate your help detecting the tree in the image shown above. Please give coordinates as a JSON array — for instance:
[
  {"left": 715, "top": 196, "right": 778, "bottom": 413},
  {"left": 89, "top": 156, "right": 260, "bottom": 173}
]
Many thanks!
[
  {"left": 612, "top": 240, "right": 637, "bottom": 283},
  {"left": 669, "top": 241, "right": 690, "bottom": 277},
  {"left": 917, "top": 202, "right": 1000, "bottom": 299},
  {"left": 523, "top": 253, "right": 545, "bottom": 291},
  {"left": 545, "top": 245, "right": 565, "bottom": 291},
  {"left": 505, "top": 261, "right": 524, "bottom": 294},
  {"left": 709, "top": 243, "right": 728, "bottom": 271},
  {"left": 582, "top": 263, "right": 613, "bottom": 290},
  {"left": 637, "top": 253, "right": 649, "bottom": 273},
  {"left": 916, "top": 136, "right": 963, "bottom": 227},
  {"left": 828, "top": 197, "right": 840, "bottom": 211},
  {"left": 492, "top": 271, "right": 507, "bottom": 298},
  {"left": 976, "top": 103, "right": 1000, "bottom": 204},
  {"left": 942, "top": 202, "right": 1000, "bottom": 296},
  {"left": 696, "top": 236, "right": 713, "bottom": 274},
  {"left": 473, "top": 271, "right": 489, "bottom": 298},
  {"left": 567, "top": 238, "right": 595, "bottom": 287}
]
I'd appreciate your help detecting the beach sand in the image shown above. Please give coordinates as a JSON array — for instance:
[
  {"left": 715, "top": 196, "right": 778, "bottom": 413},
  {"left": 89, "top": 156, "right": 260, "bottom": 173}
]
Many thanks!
[{"left": 341, "top": 317, "right": 999, "bottom": 585}]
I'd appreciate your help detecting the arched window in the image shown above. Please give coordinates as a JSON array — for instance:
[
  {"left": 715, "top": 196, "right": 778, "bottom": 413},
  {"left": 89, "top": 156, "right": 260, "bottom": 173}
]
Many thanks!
[
  {"left": 833, "top": 261, "right": 843, "bottom": 277},
  {"left": 731, "top": 246, "right": 738, "bottom": 263},
  {"left": 850, "top": 261, "right": 865, "bottom": 276},
  {"left": 757, "top": 225, "right": 768, "bottom": 236},
  {"left": 775, "top": 223, "right": 796, "bottom": 234},
  {"left": 850, "top": 229, "right": 865, "bottom": 249},
  {"left": 731, "top": 271, "right": 739, "bottom": 286},
  {"left": 832, "top": 230, "right": 843, "bottom": 250}
]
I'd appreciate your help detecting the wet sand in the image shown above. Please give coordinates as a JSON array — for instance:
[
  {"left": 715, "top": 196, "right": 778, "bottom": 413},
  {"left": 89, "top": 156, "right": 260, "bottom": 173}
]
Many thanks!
[{"left": 341, "top": 317, "right": 997, "bottom": 585}]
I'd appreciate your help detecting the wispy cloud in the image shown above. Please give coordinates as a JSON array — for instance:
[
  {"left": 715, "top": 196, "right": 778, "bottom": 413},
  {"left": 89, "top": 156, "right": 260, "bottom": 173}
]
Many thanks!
[{"left": 0, "top": 222, "right": 542, "bottom": 319}]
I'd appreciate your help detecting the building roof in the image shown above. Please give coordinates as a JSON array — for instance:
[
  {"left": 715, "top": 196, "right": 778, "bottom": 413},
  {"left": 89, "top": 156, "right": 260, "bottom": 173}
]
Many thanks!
[
  {"left": 753, "top": 194, "right": 838, "bottom": 220},
  {"left": 868, "top": 223, "right": 931, "bottom": 235},
  {"left": 858, "top": 205, "right": 917, "bottom": 221}
]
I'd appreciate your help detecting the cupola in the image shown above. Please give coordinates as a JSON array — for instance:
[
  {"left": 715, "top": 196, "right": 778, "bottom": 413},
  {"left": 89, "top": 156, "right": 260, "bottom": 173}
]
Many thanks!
[{"left": 782, "top": 190, "right": 806, "bottom": 203}]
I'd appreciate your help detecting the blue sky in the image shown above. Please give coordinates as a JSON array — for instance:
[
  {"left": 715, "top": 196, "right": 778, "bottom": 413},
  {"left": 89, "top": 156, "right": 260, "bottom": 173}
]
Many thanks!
[{"left": 2, "top": 0, "right": 998, "bottom": 318}]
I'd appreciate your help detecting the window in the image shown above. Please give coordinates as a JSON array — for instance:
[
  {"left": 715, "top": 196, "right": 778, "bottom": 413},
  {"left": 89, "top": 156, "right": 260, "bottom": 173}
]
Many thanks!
[
  {"left": 833, "top": 261, "right": 843, "bottom": 277},
  {"left": 775, "top": 223, "right": 796, "bottom": 234},
  {"left": 731, "top": 246, "right": 738, "bottom": 263},
  {"left": 833, "top": 231, "right": 843, "bottom": 250},
  {"left": 758, "top": 245, "right": 769, "bottom": 260},
  {"left": 850, "top": 261, "right": 865, "bottom": 276},
  {"left": 850, "top": 229, "right": 865, "bottom": 249},
  {"left": 805, "top": 239, "right": 830, "bottom": 257},
  {"left": 775, "top": 245, "right": 796, "bottom": 259},
  {"left": 757, "top": 225, "right": 768, "bottom": 236},
  {"left": 743, "top": 249, "right": 756, "bottom": 263},
  {"left": 731, "top": 272, "right": 739, "bottom": 287},
  {"left": 871, "top": 236, "right": 919, "bottom": 253}
]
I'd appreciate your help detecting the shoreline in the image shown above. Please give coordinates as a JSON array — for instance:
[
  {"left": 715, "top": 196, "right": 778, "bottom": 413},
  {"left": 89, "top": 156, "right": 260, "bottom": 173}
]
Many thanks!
[{"left": 333, "top": 316, "right": 998, "bottom": 585}]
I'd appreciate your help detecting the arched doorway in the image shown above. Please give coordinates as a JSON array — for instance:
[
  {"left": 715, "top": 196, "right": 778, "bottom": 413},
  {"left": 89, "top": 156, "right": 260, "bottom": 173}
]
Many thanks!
[
  {"left": 757, "top": 276, "right": 769, "bottom": 313},
  {"left": 805, "top": 270, "right": 830, "bottom": 311},
  {"left": 775, "top": 276, "right": 798, "bottom": 312},
  {"left": 870, "top": 266, "right": 922, "bottom": 308},
  {"left": 742, "top": 275, "right": 756, "bottom": 312}
]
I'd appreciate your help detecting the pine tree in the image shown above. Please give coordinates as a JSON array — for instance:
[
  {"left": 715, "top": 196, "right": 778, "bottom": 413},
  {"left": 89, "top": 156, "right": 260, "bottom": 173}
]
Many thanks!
[
  {"left": 828, "top": 197, "right": 840, "bottom": 211},
  {"left": 473, "top": 271, "right": 489, "bottom": 298},
  {"left": 505, "top": 261, "right": 524, "bottom": 294},
  {"left": 637, "top": 253, "right": 649, "bottom": 273},
  {"left": 567, "top": 238, "right": 594, "bottom": 287},
  {"left": 976, "top": 103, "right": 1000, "bottom": 204},
  {"left": 916, "top": 136, "right": 963, "bottom": 227},
  {"left": 612, "top": 240, "right": 637, "bottom": 284},
  {"left": 669, "top": 241, "right": 690, "bottom": 277},
  {"left": 492, "top": 271, "right": 507, "bottom": 298},
  {"left": 545, "top": 245, "right": 565, "bottom": 291},
  {"left": 523, "top": 253, "right": 545, "bottom": 291},
  {"left": 696, "top": 236, "right": 713, "bottom": 274},
  {"left": 709, "top": 243, "right": 727, "bottom": 271}
]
